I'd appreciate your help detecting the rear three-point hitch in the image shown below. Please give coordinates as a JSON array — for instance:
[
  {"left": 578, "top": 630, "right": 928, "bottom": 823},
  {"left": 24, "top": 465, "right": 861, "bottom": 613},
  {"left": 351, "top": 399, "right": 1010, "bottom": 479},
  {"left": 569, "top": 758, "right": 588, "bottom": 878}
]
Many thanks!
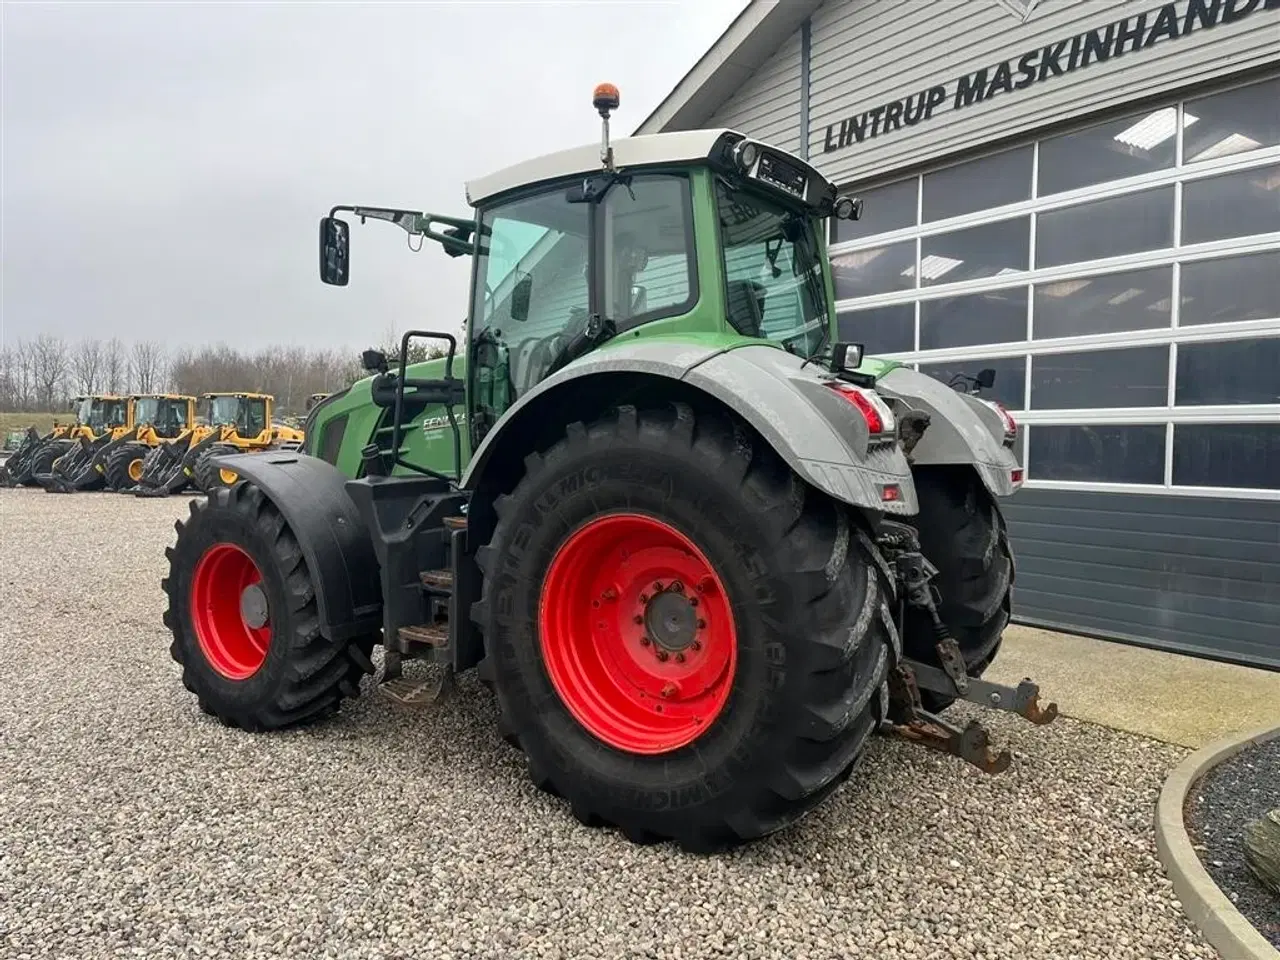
[{"left": 877, "top": 521, "right": 1058, "bottom": 773}]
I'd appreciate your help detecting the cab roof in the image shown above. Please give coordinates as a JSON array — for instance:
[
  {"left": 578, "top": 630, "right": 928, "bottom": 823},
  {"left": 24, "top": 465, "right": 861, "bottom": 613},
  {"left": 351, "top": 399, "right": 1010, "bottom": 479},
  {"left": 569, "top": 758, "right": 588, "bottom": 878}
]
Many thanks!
[
  {"left": 203, "top": 392, "right": 273, "bottom": 400},
  {"left": 464, "top": 128, "right": 741, "bottom": 206}
]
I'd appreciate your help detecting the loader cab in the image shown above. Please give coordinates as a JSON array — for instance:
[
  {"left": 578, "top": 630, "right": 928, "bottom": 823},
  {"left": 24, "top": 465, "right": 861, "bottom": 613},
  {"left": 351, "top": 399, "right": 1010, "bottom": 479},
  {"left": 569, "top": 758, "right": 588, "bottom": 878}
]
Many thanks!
[
  {"left": 76, "top": 395, "right": 129, "bottom": 435},
  {"left": 134, "top": 395, "right": 195, "bottom": 439},
  {"left": 201, "top": 393, "right": 272, "bottom": 444}
]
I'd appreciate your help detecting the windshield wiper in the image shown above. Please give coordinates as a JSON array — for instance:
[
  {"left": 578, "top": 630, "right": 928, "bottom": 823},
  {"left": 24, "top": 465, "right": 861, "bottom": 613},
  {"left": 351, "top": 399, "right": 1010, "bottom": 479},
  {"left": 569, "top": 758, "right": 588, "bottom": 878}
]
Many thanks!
[{"left": 544, "top": 309, "right": 616, "bottom": 380}]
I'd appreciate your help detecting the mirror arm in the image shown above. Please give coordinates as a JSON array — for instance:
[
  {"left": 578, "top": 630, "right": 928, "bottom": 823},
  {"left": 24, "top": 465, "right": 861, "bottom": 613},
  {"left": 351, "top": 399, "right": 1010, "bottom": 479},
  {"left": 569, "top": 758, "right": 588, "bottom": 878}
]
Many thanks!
[{"left": 330, "top": 206, "right": 477, "bottom": 258}]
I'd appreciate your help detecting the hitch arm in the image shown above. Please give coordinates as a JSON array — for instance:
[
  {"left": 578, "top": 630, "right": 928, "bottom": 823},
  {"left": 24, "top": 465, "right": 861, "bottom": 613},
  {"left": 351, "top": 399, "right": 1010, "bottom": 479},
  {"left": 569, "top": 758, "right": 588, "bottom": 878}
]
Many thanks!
[{"left": 902, "top": 659, "right": 1059, "bottom": 726}]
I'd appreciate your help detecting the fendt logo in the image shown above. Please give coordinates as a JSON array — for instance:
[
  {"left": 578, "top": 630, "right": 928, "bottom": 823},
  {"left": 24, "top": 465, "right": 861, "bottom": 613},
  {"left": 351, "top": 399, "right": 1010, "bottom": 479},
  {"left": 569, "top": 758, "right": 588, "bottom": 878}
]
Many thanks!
[{"left": 992, "top": 0, "right": 1043, "bottom": 22}]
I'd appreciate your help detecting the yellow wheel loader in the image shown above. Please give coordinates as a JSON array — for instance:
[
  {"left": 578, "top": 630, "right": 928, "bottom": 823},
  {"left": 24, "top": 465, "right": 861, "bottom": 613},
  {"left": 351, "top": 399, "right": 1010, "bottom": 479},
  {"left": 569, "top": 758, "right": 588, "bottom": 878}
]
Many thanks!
[
  {"left": 32, "top": 396, "right": 132, "bottom": 492},
  {"left": 132, "top": 393, "right": 306, "bottom": 497},
  {"left": 102, "top": 394, "right": 198, "bottom": 491},
  {"left": 192, "top": 393, "right": 305, "bottom": 493}
]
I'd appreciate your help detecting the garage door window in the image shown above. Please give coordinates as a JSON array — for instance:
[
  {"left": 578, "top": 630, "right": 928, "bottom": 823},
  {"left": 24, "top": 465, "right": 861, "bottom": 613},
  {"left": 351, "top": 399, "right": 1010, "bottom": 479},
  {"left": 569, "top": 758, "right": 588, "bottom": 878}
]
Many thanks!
[{"left": 827, "top": 73, "right": 1280, "bottom": 499}]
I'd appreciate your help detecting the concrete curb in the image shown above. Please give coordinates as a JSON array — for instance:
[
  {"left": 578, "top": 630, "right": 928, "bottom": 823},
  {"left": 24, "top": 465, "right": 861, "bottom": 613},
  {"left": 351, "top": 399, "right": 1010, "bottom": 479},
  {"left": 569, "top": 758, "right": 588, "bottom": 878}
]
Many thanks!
[{"left": 1155, "top": 721, "right": 1280, "bottom": 960}]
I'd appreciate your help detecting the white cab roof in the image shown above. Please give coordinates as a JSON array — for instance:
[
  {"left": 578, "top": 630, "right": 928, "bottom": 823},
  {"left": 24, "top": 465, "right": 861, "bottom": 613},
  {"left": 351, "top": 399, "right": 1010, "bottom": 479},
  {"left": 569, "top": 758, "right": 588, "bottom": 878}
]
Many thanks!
[{"left": 464, "top": 128, "right": 740, "bottom": 206}]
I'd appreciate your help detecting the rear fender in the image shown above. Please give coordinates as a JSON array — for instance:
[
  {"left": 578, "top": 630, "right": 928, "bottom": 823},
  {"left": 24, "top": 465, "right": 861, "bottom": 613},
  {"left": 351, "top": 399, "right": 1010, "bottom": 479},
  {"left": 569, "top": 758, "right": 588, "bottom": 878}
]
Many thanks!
[
  {"left": 874, "top": 366, "right": 1023, "bottom": 498},
  {"left": 461, "top": 339, "right": 918, "bottom": 516},
  {"left": 208, "top": 452, "right": 383, "bottom": 643}
]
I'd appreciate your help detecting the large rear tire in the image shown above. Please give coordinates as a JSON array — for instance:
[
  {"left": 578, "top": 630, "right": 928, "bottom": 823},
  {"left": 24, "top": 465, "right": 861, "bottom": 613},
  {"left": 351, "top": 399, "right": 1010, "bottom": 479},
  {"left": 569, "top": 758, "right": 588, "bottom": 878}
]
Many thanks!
[
  {"left": 475, "top": 402, "right": 894, "bottom": 852},
  {"left": 904, "top": 466, "right": 1013, "bottom": 713},
  {"left": 161, "top": 483, "right": 377, "bottom": 730},
  {"left": 105, "top": 442, "right": 148, "bottom": 491}
]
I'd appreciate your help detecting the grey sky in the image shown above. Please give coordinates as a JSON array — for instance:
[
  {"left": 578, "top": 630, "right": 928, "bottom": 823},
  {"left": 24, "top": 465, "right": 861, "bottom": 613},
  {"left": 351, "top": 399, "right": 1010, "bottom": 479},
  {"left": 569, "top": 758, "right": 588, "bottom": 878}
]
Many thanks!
[{"left": 2, "top": 0, "right": 747, "bottom": 352}]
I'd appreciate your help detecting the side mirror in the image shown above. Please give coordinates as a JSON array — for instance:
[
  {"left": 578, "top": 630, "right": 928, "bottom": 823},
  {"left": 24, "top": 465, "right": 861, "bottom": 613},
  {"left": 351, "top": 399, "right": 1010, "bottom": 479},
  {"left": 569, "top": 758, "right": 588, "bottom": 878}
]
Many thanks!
[
  {"left": 510, "top": 274, "right": 533, "bottom": 322},
  {"left": 830, "top": 341, "right": 864, "bottom": 372},
  {"left": 976, "top": 368, "right": 996, "bottom": 389},
  {"left": 319, "top": 216, "right": 350, "bottom": 286},
  {"left": 361, "top": 349, "right": 389, "bottom": 373}
]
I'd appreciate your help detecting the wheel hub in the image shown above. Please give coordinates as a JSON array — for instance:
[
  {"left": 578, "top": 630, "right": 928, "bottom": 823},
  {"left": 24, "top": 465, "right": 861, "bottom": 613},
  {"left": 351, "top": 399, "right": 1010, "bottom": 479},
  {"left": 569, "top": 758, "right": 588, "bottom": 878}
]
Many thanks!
[
  {"left": 239, "top": 583, "right": 270, "bottom": 629},
  {"left": 644, "top": 587, "right": 698, "bottom": 652},
  {"left": 538, "top": 513, "right": 737, "bottom": 755},
  {"left": 189, "top": 542, "right": 272, "bottom": 680}
]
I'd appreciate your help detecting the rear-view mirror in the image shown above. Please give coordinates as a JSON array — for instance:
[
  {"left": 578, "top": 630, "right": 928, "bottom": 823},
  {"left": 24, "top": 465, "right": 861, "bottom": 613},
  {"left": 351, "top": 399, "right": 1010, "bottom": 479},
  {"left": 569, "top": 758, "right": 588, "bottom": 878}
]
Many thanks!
[
  {"left": 976, "top": 368, "right": 996, "bottom": 389},
  {"left": 510, "top": 274, "right": 533, "bottom": 322},
  {"left": 320, "top": 216, "right": 350, "bottom": 286}
]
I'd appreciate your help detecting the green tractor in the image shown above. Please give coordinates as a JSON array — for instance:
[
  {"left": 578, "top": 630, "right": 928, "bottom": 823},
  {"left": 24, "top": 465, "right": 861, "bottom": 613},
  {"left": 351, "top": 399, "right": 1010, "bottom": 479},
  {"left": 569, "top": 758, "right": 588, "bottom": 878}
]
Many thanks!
[{"left": 161, "top": 85, "right": 1055, "bottom": 852}]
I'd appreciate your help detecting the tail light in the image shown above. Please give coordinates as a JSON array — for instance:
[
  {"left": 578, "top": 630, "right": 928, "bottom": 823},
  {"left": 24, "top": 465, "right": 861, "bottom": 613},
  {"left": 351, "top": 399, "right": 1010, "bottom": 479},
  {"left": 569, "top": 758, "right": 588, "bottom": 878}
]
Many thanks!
[
  {"left": 991, "top": 401, "right": 1018, "bottom": 438},
  {"left": 824, "top": 381, "right": 896, "bottom": 438}
]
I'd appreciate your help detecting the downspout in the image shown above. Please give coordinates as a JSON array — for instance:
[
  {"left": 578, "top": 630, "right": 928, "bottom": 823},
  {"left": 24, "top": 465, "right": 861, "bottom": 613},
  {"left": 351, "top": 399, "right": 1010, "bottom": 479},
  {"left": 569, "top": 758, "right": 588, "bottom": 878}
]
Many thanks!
[{"left": 799, "top": 17, "right": 812, "bottom": 160}]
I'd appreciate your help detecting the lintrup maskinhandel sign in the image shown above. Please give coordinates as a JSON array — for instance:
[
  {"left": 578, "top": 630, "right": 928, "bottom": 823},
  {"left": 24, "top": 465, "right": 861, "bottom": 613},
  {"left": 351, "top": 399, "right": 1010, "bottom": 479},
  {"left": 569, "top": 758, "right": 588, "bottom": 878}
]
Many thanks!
[{"left": 822, "top": 0, "right": 1279, "bottom": 155}]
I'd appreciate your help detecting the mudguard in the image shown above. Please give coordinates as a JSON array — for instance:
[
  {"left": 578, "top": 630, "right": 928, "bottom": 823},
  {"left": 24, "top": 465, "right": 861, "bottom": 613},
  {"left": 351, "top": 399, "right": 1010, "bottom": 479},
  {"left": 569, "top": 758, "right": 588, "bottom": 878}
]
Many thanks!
[
  {"left": 461, "top": 338, "right": 919, "bottom": 516},
  {"left": 874, "top": 366, "right": 1023, "bottom": 498},
  {"left": 209, "top": 451, "right": 384, "bottom": 643}
]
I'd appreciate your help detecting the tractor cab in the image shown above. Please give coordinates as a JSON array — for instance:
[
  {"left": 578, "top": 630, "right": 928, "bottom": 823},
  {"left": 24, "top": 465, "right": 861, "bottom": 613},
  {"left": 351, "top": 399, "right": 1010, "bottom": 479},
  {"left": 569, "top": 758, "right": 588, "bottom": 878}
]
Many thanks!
[{"left": 318, "top": 84, "right": 866, "bottom": 460}]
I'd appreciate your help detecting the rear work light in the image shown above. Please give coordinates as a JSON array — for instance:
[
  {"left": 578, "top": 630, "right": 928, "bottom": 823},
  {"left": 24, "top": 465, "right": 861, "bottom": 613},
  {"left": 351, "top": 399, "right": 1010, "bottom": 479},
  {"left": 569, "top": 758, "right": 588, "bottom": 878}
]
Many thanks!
[{"left": 824, "top": 381, "right": 896, "bottom": 438}]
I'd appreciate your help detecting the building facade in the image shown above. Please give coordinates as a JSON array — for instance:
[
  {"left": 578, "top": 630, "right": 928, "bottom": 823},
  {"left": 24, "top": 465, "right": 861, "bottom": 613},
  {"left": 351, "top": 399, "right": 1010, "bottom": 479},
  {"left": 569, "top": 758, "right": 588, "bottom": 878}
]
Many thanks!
[{"left": 639, "top": 0, "right": 1280, "bottom": 669}]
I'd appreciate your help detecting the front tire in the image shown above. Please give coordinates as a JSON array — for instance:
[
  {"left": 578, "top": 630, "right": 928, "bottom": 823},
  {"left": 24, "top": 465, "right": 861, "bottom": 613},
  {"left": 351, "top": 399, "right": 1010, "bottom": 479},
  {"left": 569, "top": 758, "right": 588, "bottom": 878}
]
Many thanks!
[
  {"left": 28, "top": 439, "right": 72, "bottom": 484},
  {"left": 194, "top": 443, "right": 242, "bottom": 494},
  {"left": 475, "top": 402, "right": 893, "bottom": 852},
  {"left": 105, "top": 442, "right": 148, "bottom": 491},
  {"left": 162, "top": 483, "right": 376, "bottom": 730},
  {"left": 904, "top": 466, "right": 1013, "bottom": 713}
]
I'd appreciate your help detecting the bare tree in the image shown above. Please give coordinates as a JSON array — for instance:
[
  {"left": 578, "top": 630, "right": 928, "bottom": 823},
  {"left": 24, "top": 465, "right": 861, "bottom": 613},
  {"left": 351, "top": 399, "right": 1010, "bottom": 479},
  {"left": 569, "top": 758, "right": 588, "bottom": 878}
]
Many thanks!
[
  {"left": 0, "top": 347, "right": 16, "bottom": 410},
  {"left": 71, "top": 338, "right": 104, "bottom": 395},
  {"left": 129, "top": 340, "right": 167, "bottom": 393},
  {"left": 31, "top": 334, "right": 69, "bottom": 410},
  {"left": 102, "top": 338, "right": 127, "bottom": 393},
  {"left": 15, "top": 340, "right": 37, "bottom": 411}
]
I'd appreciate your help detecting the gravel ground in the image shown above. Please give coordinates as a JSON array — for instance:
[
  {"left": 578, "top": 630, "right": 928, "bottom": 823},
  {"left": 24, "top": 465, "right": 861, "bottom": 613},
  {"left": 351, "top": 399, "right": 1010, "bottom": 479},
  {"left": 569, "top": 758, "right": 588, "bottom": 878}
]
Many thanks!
[
  {"left": 0, "top": 486, "right": 1221, "bottom": 960},
  {"left": 1185, "top": 736, "right": 1280, "bottom": 949}
]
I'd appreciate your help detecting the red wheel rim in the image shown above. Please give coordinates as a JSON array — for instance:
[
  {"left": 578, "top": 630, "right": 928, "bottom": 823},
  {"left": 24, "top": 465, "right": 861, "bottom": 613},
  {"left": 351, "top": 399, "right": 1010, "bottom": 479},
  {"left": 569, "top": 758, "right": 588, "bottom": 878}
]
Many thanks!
[
  {"left": 538, "top": 513, "right": 737, "bottom": 755},
  {"left": 189, "top": 543, "right": 271, "bottom": 680}
]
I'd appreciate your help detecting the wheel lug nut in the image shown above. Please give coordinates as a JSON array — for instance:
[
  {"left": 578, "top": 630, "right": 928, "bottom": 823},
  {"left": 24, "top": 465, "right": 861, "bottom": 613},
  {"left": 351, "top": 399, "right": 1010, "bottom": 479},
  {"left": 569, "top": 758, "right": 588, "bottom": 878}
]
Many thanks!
[
  {"left": 640, "top": 636, "right": 651, "bottom": 646},
  {"left": 689, "top": 597, "right": 698, "bottom": 607},
  {"left": 675, "top": 652, "right": 685, "bottom": 663},
  {"left": 653, "top": 581, "right": 663, "bottom": 591},
  {"left": 633, "top": 615, "right": 644, "bottom": 624},
  {"left": 697, "top": 619, "right": 706, "bottom": 629},
  {"left": 692, "top": 641, "right": 701, "bottom": 651},
  {"left": 656, "top": 650, "right": 669, "bottom": 662},
  {"left": 671, "top": 580, "right": 684, "bottom": 593},
  {"left": 639, "top": 593, "right": 649, "bottom": 603}
]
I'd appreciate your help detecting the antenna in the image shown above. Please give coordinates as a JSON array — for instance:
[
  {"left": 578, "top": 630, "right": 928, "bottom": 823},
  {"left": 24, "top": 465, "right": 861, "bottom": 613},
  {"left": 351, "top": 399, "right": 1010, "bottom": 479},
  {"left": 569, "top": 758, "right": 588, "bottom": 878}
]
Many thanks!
[{"left": 592, "top": 82, "right": 621, "bottom": 171}]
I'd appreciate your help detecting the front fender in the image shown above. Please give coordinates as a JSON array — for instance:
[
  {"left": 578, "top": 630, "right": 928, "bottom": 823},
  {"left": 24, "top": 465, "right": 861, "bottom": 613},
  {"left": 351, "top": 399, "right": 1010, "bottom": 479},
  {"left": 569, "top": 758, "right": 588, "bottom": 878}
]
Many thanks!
[
  {"left": 209, "top": 451, "right": 383, "bottom": 643},
  {"left": 874, "top": 366, "right": 1023, "bottom": 498},
  {"left": 462, "top": 338, "right": 918, "bottom": 516}
]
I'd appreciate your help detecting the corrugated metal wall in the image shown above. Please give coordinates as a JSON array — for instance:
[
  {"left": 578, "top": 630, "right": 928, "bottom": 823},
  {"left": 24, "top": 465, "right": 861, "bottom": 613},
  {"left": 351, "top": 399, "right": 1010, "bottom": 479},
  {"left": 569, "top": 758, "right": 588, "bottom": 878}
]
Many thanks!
[
  {"left": 1003, "top": 488, "right": 1280, "bottom": 670},
  {"left": 707, "top": 29, "right": 805, "bottom": 154}
]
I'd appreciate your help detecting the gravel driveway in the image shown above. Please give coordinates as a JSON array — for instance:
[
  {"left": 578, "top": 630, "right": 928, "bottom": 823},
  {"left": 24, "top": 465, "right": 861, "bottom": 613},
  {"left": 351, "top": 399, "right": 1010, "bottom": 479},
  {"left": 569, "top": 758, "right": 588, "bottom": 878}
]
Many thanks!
[{"left": 0, "top": 486, "right": 1220, "bottom": 960}]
